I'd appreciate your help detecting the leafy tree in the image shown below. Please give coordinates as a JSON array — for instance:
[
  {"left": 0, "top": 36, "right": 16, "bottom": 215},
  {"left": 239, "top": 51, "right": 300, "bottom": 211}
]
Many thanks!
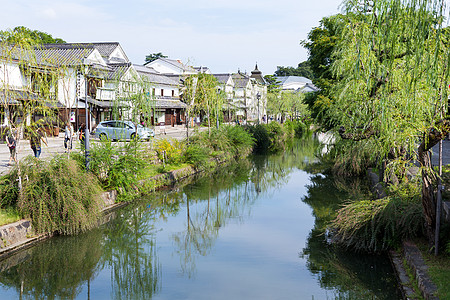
[
  {"left": 0, "top": 26, "right": 65, "bottom": 44},
  {"left": 274, "top": 61, "right": 314, "bottom": 79},
  {"left": 328, "top": 0, "right": 450, "bottom": 246},
  {"left": 144, "top": 52, "right": 167, "bottom": 63},
  {"left": 301, "top": 14, "right": 346, "bottom": 127}
]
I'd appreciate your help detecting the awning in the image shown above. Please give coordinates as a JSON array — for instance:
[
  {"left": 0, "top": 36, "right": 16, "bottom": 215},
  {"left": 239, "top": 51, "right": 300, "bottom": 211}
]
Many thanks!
[
  {"left": 0, "top": 89, "right": 65, "bottom": 108},
  {"left": 151, "top": 99, "right": 187, "bottom": 109},
  {"left": 78, "top": 96, "right": 129, "bottom": 108}
]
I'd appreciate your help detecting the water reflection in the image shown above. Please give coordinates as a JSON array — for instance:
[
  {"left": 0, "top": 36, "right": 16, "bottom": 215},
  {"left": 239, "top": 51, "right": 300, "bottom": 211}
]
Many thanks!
[
  {"left": 0, "top": 137, "right": 401, "bottom": 299},
  {"left": 300, "top": 174, "right": 401, "bottom": 299},
  {"left": 0, "top": 229, "right": 103, "bottom": 299}
]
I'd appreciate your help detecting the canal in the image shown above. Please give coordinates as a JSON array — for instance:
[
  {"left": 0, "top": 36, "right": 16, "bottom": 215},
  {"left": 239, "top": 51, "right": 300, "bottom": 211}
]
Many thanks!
[{"left": 0, "top": 138, "right": 402, "bottom": 299}]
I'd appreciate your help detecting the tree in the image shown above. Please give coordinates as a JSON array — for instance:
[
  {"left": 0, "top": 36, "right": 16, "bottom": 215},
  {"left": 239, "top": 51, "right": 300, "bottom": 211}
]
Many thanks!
[
  {"left": 274, "top": 61, "right": 314, "bottom": 79},
  {"left": 328, "top": 0, "right": 450, "bottom": 246},
  {"left": 301, "top": 14, "right": 346, "bottom": 126},
  {"left": 0, "top": 26, "right": 66, "bottom": 44},
  {"left": 144, "top": 52, "right": 167, "bottom": 64}
]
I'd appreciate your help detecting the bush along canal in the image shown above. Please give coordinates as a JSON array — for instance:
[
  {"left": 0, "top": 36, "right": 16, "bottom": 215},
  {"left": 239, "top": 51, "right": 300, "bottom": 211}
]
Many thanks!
[{"left": 0, "top": 138, "right": 402, "bottom": 299}]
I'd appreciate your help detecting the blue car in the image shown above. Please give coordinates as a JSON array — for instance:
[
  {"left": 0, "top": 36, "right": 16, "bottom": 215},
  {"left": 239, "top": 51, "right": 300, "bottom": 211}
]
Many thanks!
[{"left": 94, "top": 120, "right": 154, "bottom": 141}]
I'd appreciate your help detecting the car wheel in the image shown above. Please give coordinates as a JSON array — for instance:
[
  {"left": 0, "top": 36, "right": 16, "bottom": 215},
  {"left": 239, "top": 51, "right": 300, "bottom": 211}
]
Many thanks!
[{"left": 130, "top": 133, "right": 137, "bottom": 140}]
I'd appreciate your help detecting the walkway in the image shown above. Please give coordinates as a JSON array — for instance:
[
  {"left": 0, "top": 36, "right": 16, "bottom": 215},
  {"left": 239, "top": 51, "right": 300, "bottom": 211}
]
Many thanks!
[{"left": 0, "top": 125, "right": 204, "bottom": 176}]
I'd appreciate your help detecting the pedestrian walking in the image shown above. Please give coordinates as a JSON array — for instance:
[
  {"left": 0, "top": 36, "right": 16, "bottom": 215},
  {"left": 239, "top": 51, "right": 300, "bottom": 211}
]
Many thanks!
[
  {"left": 64, "top": 122, "right": 74, "bottom": 152},
  {"left": 30, "top": 127, "right": 47, "bottom": 158},
  {"left": 6, "top": 130, "right": 17, "bottom": 166},
  {"left": 78, "top": 123, "right": 86, "bottom": 149}
]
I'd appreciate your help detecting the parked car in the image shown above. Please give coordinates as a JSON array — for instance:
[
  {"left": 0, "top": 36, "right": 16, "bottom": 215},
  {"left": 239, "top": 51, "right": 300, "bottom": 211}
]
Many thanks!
[{"left": 93, "top": 120, "right": 154, "bottom": 141}]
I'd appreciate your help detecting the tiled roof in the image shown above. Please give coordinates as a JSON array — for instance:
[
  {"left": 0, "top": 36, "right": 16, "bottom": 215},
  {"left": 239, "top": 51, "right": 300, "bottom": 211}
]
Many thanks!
[
  {"left": 232, "top": 73, "right": 250, "bottom": 88},
  {"left": 275, "top": 76, "right": 312, "bottom": 85},
  {"left": 134, "top": 65, "right": 180, "bottom": 86},
  {"left": 41, "top": 42, "right": 119, "bottom": 58},
  {"left": 34, "top": 47, "right": 95, "bottom": 66},
  {"left": 106, "top": 64, "right": 131, "bottom": 81},
  {"left": 213, "top": 74, "right": 233, "bottom": 85},
  {"left": 151, "top": 99, "right": 187, "bottom": 109}
]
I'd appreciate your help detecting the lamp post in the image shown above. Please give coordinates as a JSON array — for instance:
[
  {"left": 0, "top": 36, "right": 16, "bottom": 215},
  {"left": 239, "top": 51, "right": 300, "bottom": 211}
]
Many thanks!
[
  {"left": 256, "top": 92, "right": 261, "bottom": 124},
  {"left": 84, "top": 65, "right": 90, "bottom": 171}
]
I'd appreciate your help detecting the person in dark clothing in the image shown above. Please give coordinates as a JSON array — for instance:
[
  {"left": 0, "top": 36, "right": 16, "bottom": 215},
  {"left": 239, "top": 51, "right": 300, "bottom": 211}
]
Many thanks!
[
  {"left": 78, "top": 123, "right": 86, "bottom": 149},
  {"left": 30, "top": 128, "right": 47, "bottom": 158},
  {"left": 6, "top": 131, "right": 17, "bottom": 165}
]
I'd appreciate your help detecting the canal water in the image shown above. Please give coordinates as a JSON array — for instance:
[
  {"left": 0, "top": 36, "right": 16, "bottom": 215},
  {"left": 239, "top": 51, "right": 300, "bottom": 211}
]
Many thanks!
[{"left": 0, "top": 138, "right": 402, "bottom": 299}]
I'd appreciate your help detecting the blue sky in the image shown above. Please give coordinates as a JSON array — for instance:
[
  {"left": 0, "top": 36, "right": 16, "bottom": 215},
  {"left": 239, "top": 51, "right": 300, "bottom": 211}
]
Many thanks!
[{"left": 0, "top": 0, "right": 343, "bottom": 75}]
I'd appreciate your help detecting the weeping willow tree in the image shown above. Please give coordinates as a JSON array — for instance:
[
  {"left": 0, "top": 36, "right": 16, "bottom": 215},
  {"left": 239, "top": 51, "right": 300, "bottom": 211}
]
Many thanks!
[
  {"left": 329, "top": 0, "right": 450, "bottom": 245},
  {"left": 182, "top": 73, "right": 224, "bottom": 137},
  {"left": 0, "top": 29, "right": 63, "bottom": 191}
]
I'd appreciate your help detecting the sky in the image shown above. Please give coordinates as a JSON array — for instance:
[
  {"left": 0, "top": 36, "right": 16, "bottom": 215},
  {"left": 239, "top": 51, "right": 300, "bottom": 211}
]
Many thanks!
[{"left": 0, "top": 0, "right": 343, "bottom": 76}]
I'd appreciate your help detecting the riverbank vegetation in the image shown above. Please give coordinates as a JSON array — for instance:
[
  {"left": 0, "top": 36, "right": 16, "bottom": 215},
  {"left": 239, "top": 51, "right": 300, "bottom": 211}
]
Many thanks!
[
  {"left": 0, "top": 121, "right": 311, "bottom": 235},
  {"left": 300, "top": 0, "right": 450, "bottom": 255}
]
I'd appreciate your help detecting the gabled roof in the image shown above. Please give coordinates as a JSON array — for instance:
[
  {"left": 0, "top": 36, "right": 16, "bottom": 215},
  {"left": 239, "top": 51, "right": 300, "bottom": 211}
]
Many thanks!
[
  {"left": 232, "top": 72, "right": 251, "bottom": 88},
  {"left": 33, "top": 46, "right": 97, "bottom": 67},
  {"left": 275, "top": 76, "right": 312, "bottom": 85},
  {"left": 134, "top": 64, "right": 180, "bottom": 86},
  {"left": 213, "top": 73, "right": 233, "bottom": 85},
  {"left": 106, "top": 63, "right": 132, "bottom": 81},
  {"left": 145, "top": 58, "right": 196, "bottom": 74},
  {"left": 40, "top": 42, "right": 129, "bottom": 64}
]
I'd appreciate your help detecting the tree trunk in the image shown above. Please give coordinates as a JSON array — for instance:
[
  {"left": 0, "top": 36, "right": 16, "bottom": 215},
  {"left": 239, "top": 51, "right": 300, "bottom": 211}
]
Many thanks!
[
  {"left": 418, "top": 146, "right": 436, "bottom": 246},
  {"left": 417, "top": 123, "right": 449, "bottom": 246}
]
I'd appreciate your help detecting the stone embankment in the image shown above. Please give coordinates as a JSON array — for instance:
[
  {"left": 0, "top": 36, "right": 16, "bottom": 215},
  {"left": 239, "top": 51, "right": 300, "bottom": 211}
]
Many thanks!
[
  {"left": 0, "top": 165, "right": 197, "bottom": 261},
  {"left": 367, "top": 168, "right": 446, "bottom": 299}
]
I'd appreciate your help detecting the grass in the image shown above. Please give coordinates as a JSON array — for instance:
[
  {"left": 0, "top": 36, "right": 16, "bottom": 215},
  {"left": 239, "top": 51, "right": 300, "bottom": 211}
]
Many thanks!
[
  {"left": 416, "top": 239, "right": 450, "bottom": 299},
  {"left": 0, "top": 207, "right": 21, "bottom": 226}
]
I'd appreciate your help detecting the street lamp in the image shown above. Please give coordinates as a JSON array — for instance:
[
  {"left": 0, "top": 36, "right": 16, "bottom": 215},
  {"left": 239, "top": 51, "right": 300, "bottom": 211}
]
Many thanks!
[
  {"left": 84, "top": 63, "right": 90, "bottom": 171},
  {"left": 256, "top": 92, "right": 261, "bottom": 124}
]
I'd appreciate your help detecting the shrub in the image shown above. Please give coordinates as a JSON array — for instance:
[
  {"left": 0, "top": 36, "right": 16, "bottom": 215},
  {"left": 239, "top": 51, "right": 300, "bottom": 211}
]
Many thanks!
[
  {"left": 154, "top": 138, "right": 185, "bottom": 165},
  {"left": 16, "top": 156, "right": 103, "bottom": 235},
  {"left": 89, "top": 139, "right": 148, "bottom": 194},
  {"left": 222, "top": 125, "right": 255, "bottom": 157},
  {"left": 245, "top": 124, "right": 270, "bottom": 154},
  {"left": 330, "top": 189, "right": 423, "bottom": 252},
  {"left": 0, "top": 174, "right": 19, "bottom": 207},
  {"left": 266, "top": 122, "right": 287, "bottom": 153},
  {"left": 184, "top": 144, "right": 211, "bottom": 169}
]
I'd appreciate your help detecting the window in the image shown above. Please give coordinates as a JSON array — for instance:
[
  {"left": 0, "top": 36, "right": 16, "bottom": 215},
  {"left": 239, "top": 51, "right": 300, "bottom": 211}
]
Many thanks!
[
  {"left": 161, "top": 89, "right": 164, "bottom": 96},
  {"left": 172, "top": 90, "right": 175, "bottom": 97}
]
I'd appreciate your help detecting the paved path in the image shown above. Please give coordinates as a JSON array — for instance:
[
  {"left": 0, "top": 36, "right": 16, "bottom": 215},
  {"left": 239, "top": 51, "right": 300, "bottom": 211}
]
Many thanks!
[{"left": 0, "top": 125, "right": 205, "bottom": 176}]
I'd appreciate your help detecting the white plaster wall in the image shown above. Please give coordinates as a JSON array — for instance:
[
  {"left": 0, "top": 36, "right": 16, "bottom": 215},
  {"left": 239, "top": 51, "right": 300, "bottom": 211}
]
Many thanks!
[{"left": 0, "top": 61, "right": 24, "bottom": 89}]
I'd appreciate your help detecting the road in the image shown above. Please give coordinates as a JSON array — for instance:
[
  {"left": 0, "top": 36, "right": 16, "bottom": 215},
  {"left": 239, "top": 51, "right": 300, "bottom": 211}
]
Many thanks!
[{"left": 0, "top": 125, "right": 205, "bottom": 176}]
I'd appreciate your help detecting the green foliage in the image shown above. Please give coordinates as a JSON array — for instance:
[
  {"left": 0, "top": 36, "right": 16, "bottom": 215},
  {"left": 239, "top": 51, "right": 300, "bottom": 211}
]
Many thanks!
[
  {"left": 144, "top": 52, "right": 167, "bottom": 63},
  {"left": 15, "top": 156, "right": 103, "bottom": 235},
  {"left": 184, "top": 144, "right": 211, "bottom": 170},
  {"left": 0, "top": 174, "right": 19, "bottom": 207},
  {"left": 331, "top": 184, "right": 424, "bottom": 252},
  {"left": 266, "top": 122, "right": 288, "bottom": 153},
  {"left": 0, "top": 207, "right": 21, "bottom": 226},
  {"left": 274, "top": 61, "right": 314, "bottom": 79},
  {"left": 89, "top": 139, "right": 148, "bottom": 194},
  {"left": 246, "top": 124, "right": 271, "bottom": 154},
  {"left": 0, "top": 26, "right": 66, "bottom": 44},
  {"left": 154, "top": 138, "right": 185, "bottom": 165}
]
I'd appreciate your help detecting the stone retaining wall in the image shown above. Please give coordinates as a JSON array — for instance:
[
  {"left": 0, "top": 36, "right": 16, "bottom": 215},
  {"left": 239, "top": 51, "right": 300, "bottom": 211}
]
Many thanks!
[{"left": 0, "top": 165, "right": 198, "bottom": 261}]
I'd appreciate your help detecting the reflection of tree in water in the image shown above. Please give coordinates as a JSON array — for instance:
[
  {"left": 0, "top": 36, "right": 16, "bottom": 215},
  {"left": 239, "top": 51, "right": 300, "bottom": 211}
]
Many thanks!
[
  {"left": 0, "top": 229, "right": 103, "bottom": 299},
  {"left": 172, "top": 160, "right": 259, "bottom": 277},
  {"left": 101, "top": 202, "right": 162, "bottom": 300},
  {"left": 171, "top": 138, "right": 323, "bottom": 277},
  {"left": 301, "top": 173, "right": 402, "bottom": 299}
]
